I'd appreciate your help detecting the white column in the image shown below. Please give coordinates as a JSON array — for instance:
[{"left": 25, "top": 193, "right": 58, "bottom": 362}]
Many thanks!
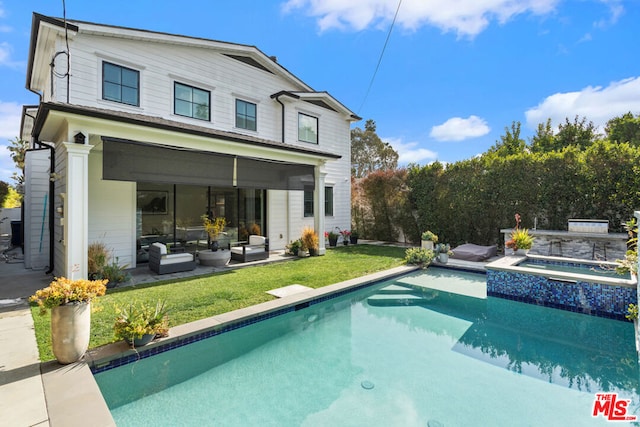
[
  {"left": 314, "top": 167, "right": 327, "bottom": 255},
  {"left": 62, "top": 142, "right": 93, "bottom": 279}
]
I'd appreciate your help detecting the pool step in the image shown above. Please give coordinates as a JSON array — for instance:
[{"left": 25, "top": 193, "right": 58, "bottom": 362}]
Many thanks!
[
  {"left": 367, "top": 293, "right": 426, "bottom": 307},
  {"left": 377, "top": 285, "right": 417, "bottom": 294}
]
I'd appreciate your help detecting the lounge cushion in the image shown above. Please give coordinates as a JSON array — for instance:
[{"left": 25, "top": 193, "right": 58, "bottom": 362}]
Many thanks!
[
  {"left": 451, "top": 243, "right": 497, "bottom": 261},
  {"left": 160, "top": 253, "right": 194, "bottom": 264},
  {"left": 249, "top": 235, "right": 266, "bottom": 245}
]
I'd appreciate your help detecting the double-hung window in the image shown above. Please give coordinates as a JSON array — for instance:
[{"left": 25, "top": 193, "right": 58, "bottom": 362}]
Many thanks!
[
  {"left": 236, "top": 99, "right": 257, "bottom": 131},
  {"left": 304, "top": 187, "right": 333, "bottom": 217},
  {"left": 298, "top": 113, "right": 318, "bottom": 144},
  {"left": 103, "top": 62, "right": 139, "bottom": 106},
  {"left": 304, "top": 190, "right": 314, "bottom": 217},
  {"left": 324, "top": 187, "right": 334, "bottom": 216},
  {"left": 174, "top": 82, "right": 210, "bottom": 121}
]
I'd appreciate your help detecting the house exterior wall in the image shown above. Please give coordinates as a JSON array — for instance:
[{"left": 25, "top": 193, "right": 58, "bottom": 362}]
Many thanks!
[
  {"left": 88, "top": 150, "right": 136, "bottom": 268},
  {"left": 23, "top": 149, "right": 50, "bottom": 269},
  {"left": 25, "top": 15, "right": 356, "bottom": 275}
]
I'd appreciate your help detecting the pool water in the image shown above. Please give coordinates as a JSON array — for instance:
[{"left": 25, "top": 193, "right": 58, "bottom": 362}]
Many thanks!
[{"left": 94, "top": 268, "right": 640, "bottom": 426}]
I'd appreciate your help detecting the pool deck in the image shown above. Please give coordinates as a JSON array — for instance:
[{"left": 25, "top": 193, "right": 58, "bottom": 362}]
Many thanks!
[{"left": 0, "top": 243, "right": 490, "bottom": 426}]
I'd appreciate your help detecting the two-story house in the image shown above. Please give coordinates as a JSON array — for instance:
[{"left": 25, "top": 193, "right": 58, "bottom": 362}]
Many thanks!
[{"left": 20, "top": 13, "right": 359, "bottom": 279}]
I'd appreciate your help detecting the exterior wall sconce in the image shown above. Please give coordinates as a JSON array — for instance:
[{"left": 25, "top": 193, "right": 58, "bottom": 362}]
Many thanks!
[{"left": 74, "top": 132, "right": 86, "bottom": 144}]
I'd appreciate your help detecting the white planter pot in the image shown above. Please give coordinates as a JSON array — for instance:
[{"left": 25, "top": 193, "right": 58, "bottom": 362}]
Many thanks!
[
  {"left": 512, "top": 249, "right": 529, "bottom": 256},
  {"left": 421, "top": 240, "right": 434, "bottom": 251},
  {"left": 199, "top": 250, "right": 231, "bottom": 267},
  {"left": 438, "top": 253, "right": 449, "bottom": 263},
  {"left": 50, "top": 302, "right": 91, "bottom": 364}
]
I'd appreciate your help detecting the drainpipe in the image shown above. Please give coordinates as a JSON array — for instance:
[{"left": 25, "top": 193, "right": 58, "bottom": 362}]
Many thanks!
[{"left": 270, "top": 91, "right": 300, "bottom": 143}]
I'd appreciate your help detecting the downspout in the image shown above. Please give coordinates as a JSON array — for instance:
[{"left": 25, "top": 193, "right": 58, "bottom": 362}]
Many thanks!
[
  {"left": 26, "top": 88, "right": 56, "bottom": 274},
  {"left": 272, "top": 93, "right": 286, "bottom": 143}
]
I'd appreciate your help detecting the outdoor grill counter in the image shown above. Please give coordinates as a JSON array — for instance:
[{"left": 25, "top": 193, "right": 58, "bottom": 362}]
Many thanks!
[{"left": 501, "top": 219, "right": 628, "bottom": 261}]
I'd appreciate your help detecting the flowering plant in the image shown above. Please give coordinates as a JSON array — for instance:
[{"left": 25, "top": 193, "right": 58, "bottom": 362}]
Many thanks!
[
  {"left": 421, "top": 230, "right": 438, "bottom": 243},
  {"left": 30, "top": 277, "right": 108, "bottom": 314},
  {"left": 506, "top": 228, "right": 534, "bottom": 250},
  {"left": 114, "top": 300, "right": 169, "bottom": 344},
  {"left": 201, "top": 215, "right": 227, "bottom": 240},
  {"left": 325, "top": 230, "right": 339, "bottom": 240},
  {"left": 339, "top": 229, "right": 351, "bottom": 238}
]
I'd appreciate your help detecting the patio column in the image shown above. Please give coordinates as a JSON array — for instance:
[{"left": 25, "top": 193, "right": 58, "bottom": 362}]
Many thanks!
[
  {"left": 61, "top": 142, "right": 93, "bottom": 279},
  {"left": 314, "top": 167, "right": 327, "bottom": 255}
]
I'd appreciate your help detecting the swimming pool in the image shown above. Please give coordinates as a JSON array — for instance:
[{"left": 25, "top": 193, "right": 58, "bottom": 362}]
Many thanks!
[{"left": 94, "top": 268, "right": 639, "bottom": 426}]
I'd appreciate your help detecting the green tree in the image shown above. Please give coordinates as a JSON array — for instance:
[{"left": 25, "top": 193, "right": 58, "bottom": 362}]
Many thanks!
[
  {"left": 487, "top": 121, "right": 526, "bottom": 156},
  {"left": 2, "top": 186, "right": 22, "bottom": 208},
  {"left": 529, "top": 118, "right": 555, "bottom": 153},
  {"left": 351, "top": 119, "right": 398, "bottom": 178},
  {"left": 0, "top": 181, "right": 8, "bottom": 206},
  {"left": 605, "top": 112, "right": 640, "bottom": 146},
  {"left": 7, "top": 137, "right": 29, "bottom": 185}
]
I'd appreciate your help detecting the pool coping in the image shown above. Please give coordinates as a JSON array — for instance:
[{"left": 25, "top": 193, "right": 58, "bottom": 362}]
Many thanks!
[
  {"left": 485, "top": 254, "right": 637, "bottom": 288},
  {"left": 43, "top": 265, "right": 419, "bottom": 427}
]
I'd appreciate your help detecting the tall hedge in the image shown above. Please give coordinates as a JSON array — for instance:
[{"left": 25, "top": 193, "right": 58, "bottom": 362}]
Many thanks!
[{"left": 402, "top": 140, "right": 640, "bottom": 247}]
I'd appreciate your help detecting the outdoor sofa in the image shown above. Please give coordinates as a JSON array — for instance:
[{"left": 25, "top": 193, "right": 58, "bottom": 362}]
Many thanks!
[
  {"left": 230, "top": 235, "right": 269, "bottom": 263},
  {"left": 149, "top": 242, "right": 196, "bottom": 274}
]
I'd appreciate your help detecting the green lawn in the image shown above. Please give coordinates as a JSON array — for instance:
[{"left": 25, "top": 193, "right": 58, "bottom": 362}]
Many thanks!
[{"left": 31, "top": 244, "right": 408, "bottom": 361}]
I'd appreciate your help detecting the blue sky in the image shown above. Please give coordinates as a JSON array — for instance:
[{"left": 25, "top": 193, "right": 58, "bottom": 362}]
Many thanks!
[{"left": 1, "top": 0, "right": 639, "bottom": 183}]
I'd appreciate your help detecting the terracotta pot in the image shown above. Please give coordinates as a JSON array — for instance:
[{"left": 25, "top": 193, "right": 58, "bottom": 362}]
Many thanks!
[{"left": 50, "top": 302, "right": 91, "bottom": 364}]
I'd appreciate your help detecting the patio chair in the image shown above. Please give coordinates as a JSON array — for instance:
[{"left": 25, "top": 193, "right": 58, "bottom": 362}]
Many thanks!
[
  {"left": 230, "top": 235, "right": 269, "bottom": 263},
  {"left": 149, "top": 242, "right": 196, "bottom": 274}
]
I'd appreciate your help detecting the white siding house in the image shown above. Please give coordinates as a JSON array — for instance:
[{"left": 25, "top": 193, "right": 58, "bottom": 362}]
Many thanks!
[{"left": 21, "top": 13, "right": 359, "bottom": 278}]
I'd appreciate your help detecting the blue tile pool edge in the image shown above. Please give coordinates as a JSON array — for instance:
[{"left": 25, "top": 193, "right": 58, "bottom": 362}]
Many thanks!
[{"left": 87, "top": 265, "right": 419, "bottom": 375}]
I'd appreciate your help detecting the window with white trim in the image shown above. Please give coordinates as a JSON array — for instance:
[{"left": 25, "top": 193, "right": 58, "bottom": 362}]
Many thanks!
[
  {"left": 174, "top": 82, "right": 210, "bottom": 121},
  {"left": 236, "top": 99, "right": 257, "bottom": 131},
  {"left": 102, "top": 62, "right": 139, "bottom": 106},
  {"left": 298, "top": 113, "right": 318, "bottom": 144}
]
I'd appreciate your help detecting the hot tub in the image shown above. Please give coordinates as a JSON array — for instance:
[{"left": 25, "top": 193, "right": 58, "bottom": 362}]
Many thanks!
[{"left": 485, "top": 254, "right": 637, "bottom": 320}]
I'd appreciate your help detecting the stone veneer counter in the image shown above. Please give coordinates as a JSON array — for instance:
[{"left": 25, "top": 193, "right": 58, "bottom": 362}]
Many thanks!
[{"left": 501, "top": 228, "right": 629, "bottom": 261}]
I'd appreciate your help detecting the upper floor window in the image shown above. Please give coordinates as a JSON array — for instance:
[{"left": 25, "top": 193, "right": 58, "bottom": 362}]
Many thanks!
[
  {"left": 298, "top": 113, "right": 318, "bottom": 144},
  {"left": 103, "top": 62, "right": 139, "bottom": 106},
  {"left": 174, "top": 82, "right": 210, "bottom": 121},
  {"left": 236, "top": 99, "right": 257, "bottom": 131}
]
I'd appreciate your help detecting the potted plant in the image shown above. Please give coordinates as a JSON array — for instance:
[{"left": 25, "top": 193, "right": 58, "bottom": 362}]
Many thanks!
[
  {"left": 436, "top": 243, "right": 452, "bottom": 263},
  {"left": 285, "top": 239, "right": 302, "bottom": 256},
  {"left": 404, "top": 247, "right": 436, "bottom": 269},
  {"left": 301, "top": 227, "right": 319, "bottom": 256},
  {"left": 88, "top": 241, "right": 108, "bottom": 280},
  {"left": 349, "top": 229, "right": 359, "bottom": 244},
  {"left": 30, "top": 277, "right": 108, "bottom": 364},
  {"left": 114, "top": 300, "right": 169, "bottom": 347},
  {"left": 201, "top": 215, "right": 227, "bottom": 251},
  {"left": 421, "top": 231, "right": 438, "bottom": 251},
  {"left": 325, "top": 231, "right": 339, "bottom": 247},
  {"left": 506, "top": 228, "right": 534, "bottom": 255},
  {"left": 200, "top": 215, "right": 231, "bottom": 266},
  {"left": 338, "top": 229, "right": 351, "bottom": 245}
]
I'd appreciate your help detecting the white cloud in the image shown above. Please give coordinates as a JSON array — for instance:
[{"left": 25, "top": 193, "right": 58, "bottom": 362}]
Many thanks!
[
  {"left": 429, "top": 115, "right": 490, "bottom": 142},
  {"left": 283, "top": 0, "right": 559, "bottom": 37},
  {"left": 384, "top": 136, "right": 438, "bottom": 165},
  {"left": 594, "top": 0, "right": 624, "bottom": 28},
  {"left": 524, "top": 76, "right": 640, "bottom": 130}
]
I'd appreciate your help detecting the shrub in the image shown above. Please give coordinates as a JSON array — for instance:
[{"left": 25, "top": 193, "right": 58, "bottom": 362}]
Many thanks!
[
  {"left": 301, "top": 227, "right": 319, "bottom": 252},
  {"left": 404, "top": 247, "right": 435, "bottom": 268}
]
